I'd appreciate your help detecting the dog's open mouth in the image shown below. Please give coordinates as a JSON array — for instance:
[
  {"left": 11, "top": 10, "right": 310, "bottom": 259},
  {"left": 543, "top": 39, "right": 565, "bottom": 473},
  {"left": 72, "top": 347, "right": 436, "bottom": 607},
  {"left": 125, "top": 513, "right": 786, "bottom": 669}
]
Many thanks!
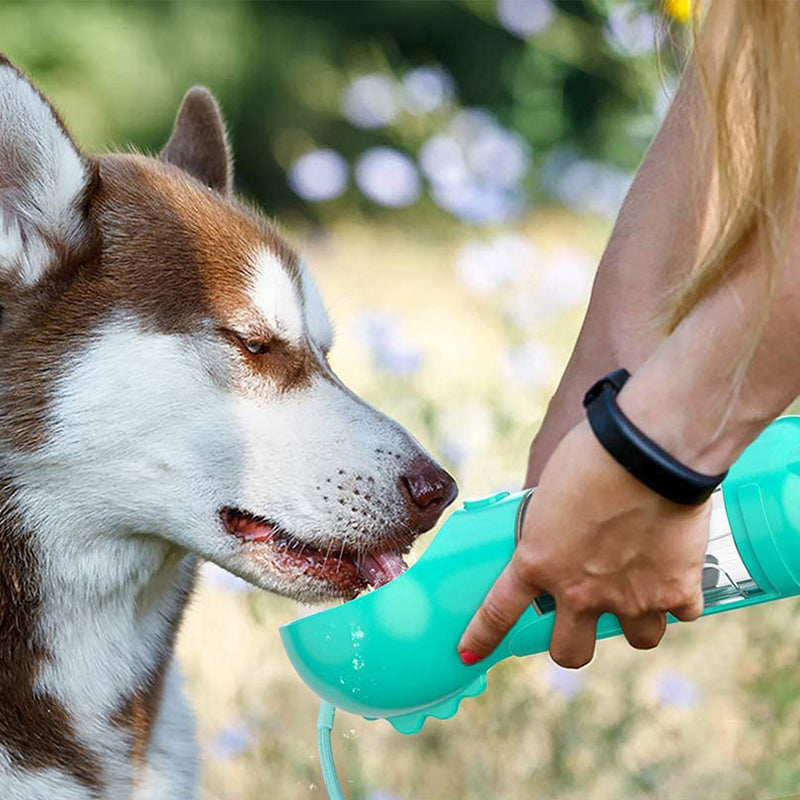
[{"left": 220, "top": 507, "right": 408, "bottom": 596}]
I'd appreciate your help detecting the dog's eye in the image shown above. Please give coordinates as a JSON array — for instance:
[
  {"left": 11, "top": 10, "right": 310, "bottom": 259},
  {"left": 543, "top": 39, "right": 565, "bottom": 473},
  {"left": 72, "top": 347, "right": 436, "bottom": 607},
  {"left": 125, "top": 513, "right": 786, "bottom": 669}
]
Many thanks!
[
  {"left": 240, "top": 337, "right": 271, "bottom": 356},
  {"left": 221, "top": 329, "right": 272, "bottom": 357}
]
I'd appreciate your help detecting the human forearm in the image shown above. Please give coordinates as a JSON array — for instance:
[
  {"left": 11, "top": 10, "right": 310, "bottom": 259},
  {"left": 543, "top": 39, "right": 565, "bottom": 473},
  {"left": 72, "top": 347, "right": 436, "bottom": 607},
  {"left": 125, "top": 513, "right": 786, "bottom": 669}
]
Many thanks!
[
  {"left": 526, "top": 67, "right": 713, "bottom": 485},
  {"left": 618, "top": 232, "right": 800, "bottom": 476}
]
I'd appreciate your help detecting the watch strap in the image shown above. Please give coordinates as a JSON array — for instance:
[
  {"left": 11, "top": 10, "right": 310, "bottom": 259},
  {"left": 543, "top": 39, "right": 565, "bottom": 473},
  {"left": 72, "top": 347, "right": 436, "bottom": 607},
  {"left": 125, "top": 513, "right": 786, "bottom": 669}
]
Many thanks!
[{"left": 582, "top": 368, "right": 727, "bottom": 505}]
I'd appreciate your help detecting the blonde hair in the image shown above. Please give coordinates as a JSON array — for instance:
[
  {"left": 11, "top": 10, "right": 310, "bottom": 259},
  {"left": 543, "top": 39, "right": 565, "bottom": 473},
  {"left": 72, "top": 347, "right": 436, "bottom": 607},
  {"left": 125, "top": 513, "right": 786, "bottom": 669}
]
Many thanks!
[{"left": 667, "top": 0, "right": 800, "bottom": 332}]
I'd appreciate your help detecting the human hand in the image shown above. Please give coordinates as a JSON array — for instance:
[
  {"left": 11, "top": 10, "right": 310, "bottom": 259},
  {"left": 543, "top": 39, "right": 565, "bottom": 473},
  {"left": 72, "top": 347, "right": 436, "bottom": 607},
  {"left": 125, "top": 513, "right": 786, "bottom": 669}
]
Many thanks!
[{"left": 458, "top": 420, "right": 711, "bottom": 668}]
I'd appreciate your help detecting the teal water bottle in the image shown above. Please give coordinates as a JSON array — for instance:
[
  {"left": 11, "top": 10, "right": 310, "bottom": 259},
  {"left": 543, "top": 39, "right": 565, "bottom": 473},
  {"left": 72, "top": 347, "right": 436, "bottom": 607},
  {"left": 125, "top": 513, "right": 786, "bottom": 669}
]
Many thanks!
[{"left": 281, "top": 416, "right": 800, "bottom": 734}]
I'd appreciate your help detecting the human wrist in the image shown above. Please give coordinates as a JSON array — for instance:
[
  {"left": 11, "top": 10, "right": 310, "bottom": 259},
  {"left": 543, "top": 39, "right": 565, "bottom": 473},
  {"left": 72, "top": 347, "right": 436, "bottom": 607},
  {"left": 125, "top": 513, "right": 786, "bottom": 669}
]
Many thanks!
[
  {"left": 558, "top": 419, "right": 693, "bottom": 516},
  {"left": 615, "top": 356, "right": 766, "bottom": 476}
]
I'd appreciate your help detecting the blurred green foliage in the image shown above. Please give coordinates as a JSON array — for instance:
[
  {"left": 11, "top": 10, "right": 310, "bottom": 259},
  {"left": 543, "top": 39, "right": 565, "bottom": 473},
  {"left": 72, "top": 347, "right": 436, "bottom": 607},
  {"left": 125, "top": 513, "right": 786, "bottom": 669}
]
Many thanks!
[{"left": 0, "top": 0, "right": 684, "bottom": 222}]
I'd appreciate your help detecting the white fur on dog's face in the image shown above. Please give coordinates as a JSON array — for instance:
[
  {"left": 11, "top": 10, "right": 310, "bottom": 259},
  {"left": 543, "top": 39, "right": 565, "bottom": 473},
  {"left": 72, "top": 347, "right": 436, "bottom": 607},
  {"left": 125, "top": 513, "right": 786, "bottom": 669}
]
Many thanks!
[
  {"left": 19, "top": 227, "right": 441, "bottom": 601},
  {"left": 35, "top": 299, "right": 429, "bottom": 602}
]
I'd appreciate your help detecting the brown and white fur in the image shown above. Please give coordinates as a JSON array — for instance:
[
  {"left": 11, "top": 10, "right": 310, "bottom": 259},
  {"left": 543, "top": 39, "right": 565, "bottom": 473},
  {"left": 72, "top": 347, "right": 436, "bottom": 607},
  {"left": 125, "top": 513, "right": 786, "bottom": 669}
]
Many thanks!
[{"left": 0, "top": 57, "right": 456, "bottom": 800}]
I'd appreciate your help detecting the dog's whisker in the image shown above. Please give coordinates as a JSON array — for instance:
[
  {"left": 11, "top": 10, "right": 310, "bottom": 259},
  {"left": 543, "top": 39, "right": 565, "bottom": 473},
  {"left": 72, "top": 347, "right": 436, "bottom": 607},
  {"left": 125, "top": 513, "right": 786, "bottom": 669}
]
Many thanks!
[{"left": 322, "top": 537, "right": 335, "bottom": 566}]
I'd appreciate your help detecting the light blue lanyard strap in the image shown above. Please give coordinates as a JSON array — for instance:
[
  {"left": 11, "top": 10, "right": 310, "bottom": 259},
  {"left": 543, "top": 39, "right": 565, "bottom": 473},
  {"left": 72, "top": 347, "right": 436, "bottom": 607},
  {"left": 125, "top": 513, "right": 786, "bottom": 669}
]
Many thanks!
[{"left": 317, "top": 702, "right": 346, "bottom": 800}]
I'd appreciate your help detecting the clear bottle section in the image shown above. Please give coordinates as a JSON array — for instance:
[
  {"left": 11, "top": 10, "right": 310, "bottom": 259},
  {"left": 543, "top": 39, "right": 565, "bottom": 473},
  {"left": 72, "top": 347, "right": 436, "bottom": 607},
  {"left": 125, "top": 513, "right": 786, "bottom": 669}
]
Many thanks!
[{"left": 701, "top": 487, "right": 764, "bottom": 608}]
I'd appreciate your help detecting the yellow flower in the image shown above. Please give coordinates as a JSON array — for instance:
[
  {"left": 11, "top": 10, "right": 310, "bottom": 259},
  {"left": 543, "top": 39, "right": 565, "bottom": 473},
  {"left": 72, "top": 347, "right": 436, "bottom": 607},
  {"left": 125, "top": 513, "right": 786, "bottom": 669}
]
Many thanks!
[{"left": 664, "top": 0, "right": 692, "bottom": 24}]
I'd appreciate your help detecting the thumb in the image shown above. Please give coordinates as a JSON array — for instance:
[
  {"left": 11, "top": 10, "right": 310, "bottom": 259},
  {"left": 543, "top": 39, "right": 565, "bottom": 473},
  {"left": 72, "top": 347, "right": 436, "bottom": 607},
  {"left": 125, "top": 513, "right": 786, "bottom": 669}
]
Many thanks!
[{"left": 457, "top": 555, "right": 538, "bottom": 664}]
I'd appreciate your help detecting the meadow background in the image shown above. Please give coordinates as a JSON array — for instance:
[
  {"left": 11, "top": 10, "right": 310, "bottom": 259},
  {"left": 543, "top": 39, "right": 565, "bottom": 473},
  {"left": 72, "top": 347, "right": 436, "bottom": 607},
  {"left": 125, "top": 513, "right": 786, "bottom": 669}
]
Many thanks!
[{"left": 4, "top": 1, "right": 800, "bottom": 798}]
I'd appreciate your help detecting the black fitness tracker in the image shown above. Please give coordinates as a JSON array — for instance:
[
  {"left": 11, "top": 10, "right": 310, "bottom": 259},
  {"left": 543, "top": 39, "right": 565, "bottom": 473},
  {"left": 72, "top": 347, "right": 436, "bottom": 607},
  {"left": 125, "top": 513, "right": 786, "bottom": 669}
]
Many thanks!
[{"left": 582, "top": 368, "right": 727, "bottom": 505}]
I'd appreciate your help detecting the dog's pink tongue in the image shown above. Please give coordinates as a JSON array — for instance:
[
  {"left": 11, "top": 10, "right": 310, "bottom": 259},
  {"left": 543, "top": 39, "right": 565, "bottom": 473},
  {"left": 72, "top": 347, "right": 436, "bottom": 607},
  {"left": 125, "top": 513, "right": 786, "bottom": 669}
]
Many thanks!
[{"left": 358, "top": 552, "right": 408, "bottom": 588}]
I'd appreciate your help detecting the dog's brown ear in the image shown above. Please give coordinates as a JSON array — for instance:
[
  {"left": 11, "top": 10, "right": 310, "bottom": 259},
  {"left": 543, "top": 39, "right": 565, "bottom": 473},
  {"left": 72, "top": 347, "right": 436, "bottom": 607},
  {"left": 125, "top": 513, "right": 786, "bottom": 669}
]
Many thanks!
[
  {"left": 160, "top": 87, "right": 232, "bottom": 195},
  {"left": 0, "top": 55, "right": 96, "bottom": 286}
]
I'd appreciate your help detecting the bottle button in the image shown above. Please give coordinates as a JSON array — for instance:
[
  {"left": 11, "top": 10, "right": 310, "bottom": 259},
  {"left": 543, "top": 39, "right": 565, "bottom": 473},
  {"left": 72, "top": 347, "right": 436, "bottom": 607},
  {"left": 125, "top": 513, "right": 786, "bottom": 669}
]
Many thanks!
[{"left": 463, "top": 491, "right": 510, "bottom": 511}]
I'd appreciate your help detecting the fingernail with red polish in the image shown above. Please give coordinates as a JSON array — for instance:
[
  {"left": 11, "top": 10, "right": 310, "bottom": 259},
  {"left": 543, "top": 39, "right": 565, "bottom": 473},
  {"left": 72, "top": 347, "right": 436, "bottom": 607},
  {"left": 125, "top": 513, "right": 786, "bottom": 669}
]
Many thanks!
[{"left": 459, "top": 649, "right": 480, "bottom": 666}]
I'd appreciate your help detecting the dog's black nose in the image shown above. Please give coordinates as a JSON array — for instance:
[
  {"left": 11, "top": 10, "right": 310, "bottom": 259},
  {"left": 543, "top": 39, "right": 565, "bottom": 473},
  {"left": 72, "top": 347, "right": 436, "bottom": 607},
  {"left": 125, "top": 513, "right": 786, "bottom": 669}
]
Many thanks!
[{"left": 399, "top": 459, "right": 458, "bottom": 530}]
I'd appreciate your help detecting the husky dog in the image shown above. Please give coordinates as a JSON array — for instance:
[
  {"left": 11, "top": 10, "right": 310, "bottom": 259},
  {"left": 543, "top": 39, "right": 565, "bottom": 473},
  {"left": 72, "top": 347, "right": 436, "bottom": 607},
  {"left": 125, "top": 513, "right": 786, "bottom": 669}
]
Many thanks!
[{"left": 0, "top": 57, "right": 456, "bottom": 800}]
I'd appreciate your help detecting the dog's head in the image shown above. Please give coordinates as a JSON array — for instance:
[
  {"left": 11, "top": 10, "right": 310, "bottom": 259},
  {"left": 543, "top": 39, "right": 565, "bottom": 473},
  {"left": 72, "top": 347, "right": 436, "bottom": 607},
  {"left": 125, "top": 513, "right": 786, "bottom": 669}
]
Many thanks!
[{"left": 0, "top": 58, "right": 456, "bottom": 601}]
